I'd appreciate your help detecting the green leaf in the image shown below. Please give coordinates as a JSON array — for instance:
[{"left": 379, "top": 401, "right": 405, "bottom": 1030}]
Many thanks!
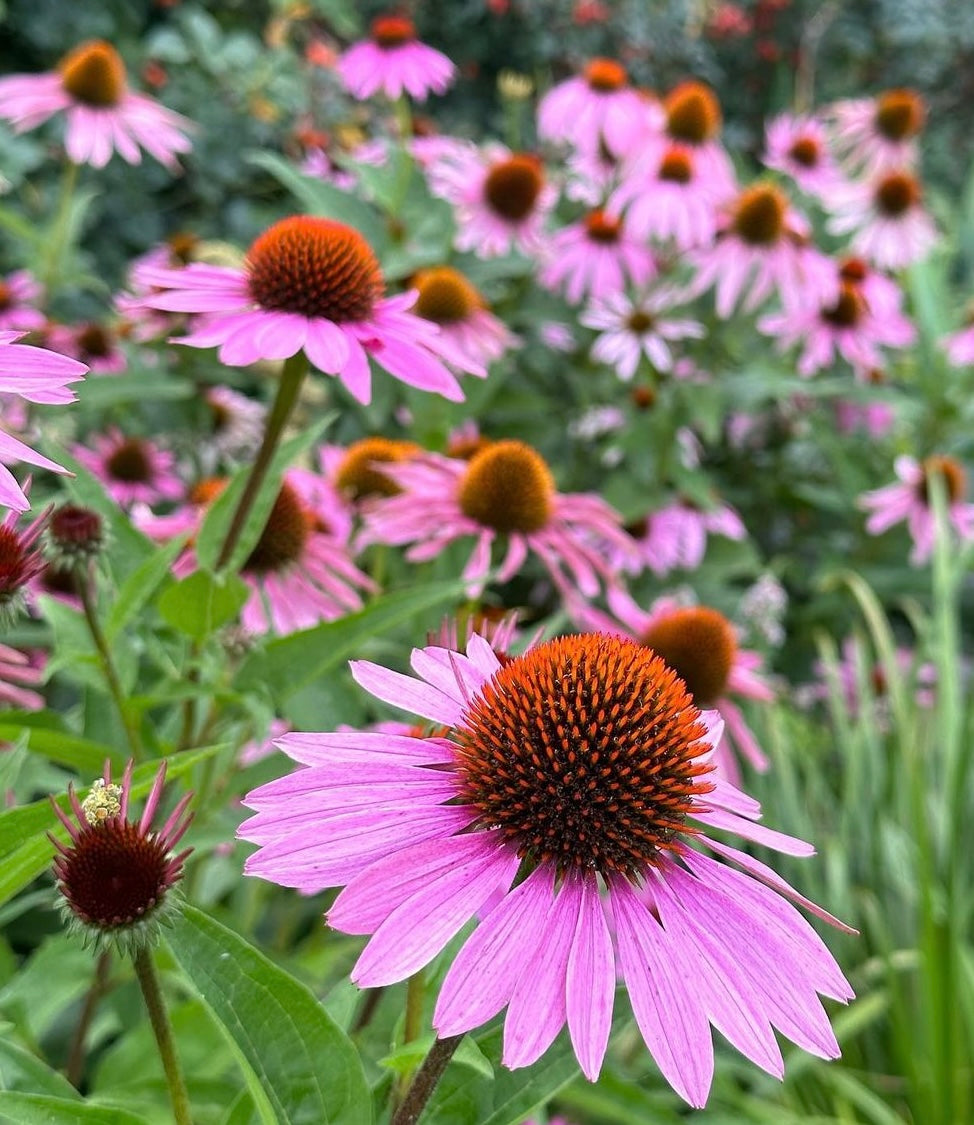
[
  {"left": 248, "top": 151, "right": 387, "bottom": 251},
  {"left": 195, "top": 416, "right": 333, "bottom": 573},
  {"left": 157, "top": 569, "right": 249, "bottom": 640},
  {"left": 76, "top": 372, "right": 194, "bottom": 409},
  {"left": 166, "top": 905, "right": 372, "bottom": 1125},
  {"left": 0, "top": 1093, "right": 145, "bottom": 1124},
  {"left": 0, "top": 1038, "right": 81, "bottom": 1098},
  {"left": 0, "top": 717, "right": 124, "bottom": 773},
  {"left": 106, "top": 536, "right": 187, "bottom": 639},
  {"left": 235, "top": 580, "right": 466, "bottom": 703}
]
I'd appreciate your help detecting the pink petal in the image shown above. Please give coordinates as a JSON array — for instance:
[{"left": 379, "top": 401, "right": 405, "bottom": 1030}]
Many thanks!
[{"left": 566, "top": 877, "right": 615, "bottom": 1079}]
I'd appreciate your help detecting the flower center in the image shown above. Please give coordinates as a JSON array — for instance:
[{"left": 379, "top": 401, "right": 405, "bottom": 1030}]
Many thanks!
[
  {"left": 0, "top": 527, "right": 30, "bottom": 603},
  {"left": 414, "top": 267, "right": 481, "bottom": 324},
  {"left": 839, "top": 256, "right": 868, "bottom": 283},
  {"left": 247, "top": 216, "right": 384, "bottom": 322},
  {"left": 626, "top": 310, "right": 654, "bottom": 333},
  {"left": 457, "top": 440, "right": 554, "bottom": 534},
  {"left": 583, "top": 58, "right": 628, "bottom": 92},
  {"left": 731, "top": 184, "right": 787, "bottom": 245},
  {"left": 189, "top": 477, "right": 228, "bottom": 506},
  {"left": 56, "top": 820, "right": 171, "bottom": 929},
  {"left": 454, "top": 633, "right": 714, "bottom": 877},
  {"left": 243, "top": 482, "right": 312, "bottom": 574},
  {"left": 822, "top": 282, "right": 866, "bottom": 328},
  {"left": 447, "top": 431, "right": 493, "bottom": 460},
  {"left": 59, "top": 40, "right": 126, "bottom": 107},
  {"left": 371, "top": 15, "right": 416, "bottom": 47},
  {"left": 335, "top": 437, "right": 418, "bottom": 499},
  {"left": 49, "top": 505, "right": 104, "bottom": 558},
  {"left": 483, "top": 155, "right": 545, "bottom": 222},
  {"left": 167, "top": 231, "right": 199, "bottom": 264},
  {"left": 641, "top": 606, "right": 737, "bottom": 704},
  {"left": 787, "top": 135, "right": 820, "bottom": 168},
  {"left": 77, "top": 323, "right": 113, "bottom": 359},
  {"left": 874, "top": 89, "right": 925, "bottom": 142},
  {"left": 658, "top": 146, "right": 694, "bottom": 183},
  {"left": 874, "top": 172, "right": 920, "bottom": 217},
  {"left": 106, "top": 438, "right": 152, "bottom": 483},
  {"left": 0, "top": 282, "right": 10, "bottom": 310},
  {"left": 919, "top": 455, "right": 966, "bottom": 505},
  {"left": 584, "top": 209, "right": 622, "bottom": 243},
  {"left": 664, "top": 81, "right": 721, "bottom": 144}
]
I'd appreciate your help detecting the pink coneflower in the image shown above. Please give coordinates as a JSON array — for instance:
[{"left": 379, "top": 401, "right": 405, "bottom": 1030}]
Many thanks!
[
  {"left": 0, "top": 643, "right": 44, "bottom": 710},
  {"left": 337, "top": 15, "right": 455, "bottom": 102},
  {"left": 763, "top": 113, "right": 844, "bottom": 198},
  {"left": 625, "top": 498, "right": 747, "bottom": 576},
  {"left": 135, "top": 216, "right": 463, "bottom": 405},
  {"left": 540, "top": 210, "right": 656, "bottom": 305},
  {"left": 46, "top": 322, "right": 126, "bottom": 374},
  {"left": 827, "top": 88, "right": 926, "bottom": 175},
  {"left": 758, "top": 263, "right": 915, "bottom": 376},
  {"left": 564, "top": 137, "right": 622, "bottom": 206},
  {"left": 860, "top": 454, "right": 974, "bottom": 564},
  {"left": 240, "top": 630, "right": 852, "bottom": 1104},
  {"left": 51, "top": 760, "right": 193, "bottom": 954},
  {"left": 575, "top": 588, "right": 775, "bottom": 783},
  {"left": 537, "top": 58, "right": 653, "bottom": 156},
  {"left": 609, "top": 143, "right": 731, "bottom": 251},
  {"left": 201, "top": 385, "right": 266, "bottom": 466},
  {"left": 834, "top": 368, "right": 897, "bottom": 438},
  {"left": 360, "top": 440, "right": 642, "bottom": 598},
  {"left": 0, "top": 271, "right": 44, "bottom": 332},
  {"left": 300, "top": 146, "right": 358, "bottom": 191},
  {"left": 427, "top": 143, "right": 557, "bottom": 259},
  {"left": 412, "top": 267, "right": 516, "bottom": 375},
  {"left": 73, "top": 429, "right": 182, "bottom": 508},
  {"left": 657, "top": 80, "right": 735, "bottom": 195},
  {"left": 826, "top": 170, "right": 937, "bottom": 271},
  {"left": 690, "top": 184, "right": 838, "bottom": 317},
  {"left": 0, "top": 507, "right": 48, "bottom": 620},
  {"left": 0, "top": 330, "right": 87, "bottom": 512},
  {"left": 942, "top": 316, "right": 974, "bottom": 367},
  {"left": 582, "top": 289, "right": 704, "bottom": 380},
  {"left": 0, "top": 40, "right": 193, "bottom": 169},
  {"left": 810, "top": 634, "right": 936, "bottom": 725},
  {"left": 159, "top": 471, "right": 375, "bottom": 635}
]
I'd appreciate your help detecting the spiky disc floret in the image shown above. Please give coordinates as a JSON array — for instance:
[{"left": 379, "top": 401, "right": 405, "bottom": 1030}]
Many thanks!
[
  {"left": 454, "top": 634, "right": 714, "bottom": 879},
  {"left": 50, "top": 761, "right": 193, "bottom": 955}
]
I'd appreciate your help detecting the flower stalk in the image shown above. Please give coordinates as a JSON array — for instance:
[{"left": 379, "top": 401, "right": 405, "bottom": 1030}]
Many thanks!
[
  {"left": 391, "top": 1034, "right": 463, "bottom": 1125},
  {"left": 133, "top": 947, "right": 193, "bottom": 1125}
]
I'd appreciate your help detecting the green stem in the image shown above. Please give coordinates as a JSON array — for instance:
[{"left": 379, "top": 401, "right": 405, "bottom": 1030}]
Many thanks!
[
  {"left": 41, "top": 159, "right": 79, "bottom": 300},
  {"left": 66, "top": 950, "right": 112, "bottom": 1088},
  {"left": 78, "top": 575, "right": 143, "bottom": 761},
  {"left": 133, "top": 948, "right": 193, "bottom": 1125},
  {"left": 394, "top": 969, "right": 426, "bottom": 1104},
  {"left": 391, "top": 1034, "right": 463, "bottom": 1125},
  {"left": 215, "top": 351, "right": 308, "bottom": 571}
]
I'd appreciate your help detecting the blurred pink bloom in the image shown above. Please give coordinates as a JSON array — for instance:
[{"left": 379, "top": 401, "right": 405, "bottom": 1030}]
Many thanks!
[
  {"left": 540, "top": 209, "right": 655, "bottom": 305},
  {"left": 625, "top": 498, "right": 747, "bottom": 576},
  {"left": 834, "top": 393, "right": 896, "bottom": 439},
  {"left": 0, "top": 331, "right": 87, "bottom": 512},
  {"left": 412, "top": 266, "right": 516, "bottom": 376},
  {"left": 134, "top": 216, "right": 463, "bottom": 405},
  {"left": 564, "top": 141, "right": 622, "bottom": 206},
  {"left": 826, "top": 170, "right": 936, "bottom": 271},
  {"left": 941, "top": 321, "right": 974, "bottom": 367},
  {"left": 811, "top": 635, "right": 936, "bottom": 724},
  {"left": 658, "top": 80, "right": 736, "bottom": 196},
  {"left": 827, "top": 89, "right": 925, "bottom": 176},
  {"left": 0, "top": 643, "right": 45, "bottom": 710},
  {"left": 609, "top": 142, "right": 731, "bottom": 251},
  {"left": 539, "top": 321, "right": 576, "bottom": 352},
  {"left": 537, "top": 58, "right": 656, "bottom": 156},
  {"left": 427, "top": 143, "right": 556, "bottom": 259},
  {"left": 763, "top": 113, "right": 845, "bottom": 198},
  {"left": 72, "top": 428, "right": 182, "bottom": 508},
  {"left": 0, "top": 40, "right": 193, "bottom": 169},
  {"left": 0, "top": 271, "right": 45, "bottom": 333},
  {"left": 360, "top": 440, "right": 642, "bottom": 598},
  {"left": 860, "top": 454, "right": 974, "bottom": 564},
  {"left": 338, "top": 16, "right": 455, "bottom": 102},
  {"left": 240, "top": 630, "right": 851, "bottom": 1104},
  {"left": 201, "top": 385, "right": 266, "bottom": 466},
  {"left": 582, "top": 289, "right": 704, "bottom": 380},
  {"left": 300, "top": 146, "right": 357, "bottom": 191},
  {"left": 46, "top": 322, "right": 125, "bottom": 374},
  {"left": 690, "top": 185, "right": 837, "bottom": 317}
]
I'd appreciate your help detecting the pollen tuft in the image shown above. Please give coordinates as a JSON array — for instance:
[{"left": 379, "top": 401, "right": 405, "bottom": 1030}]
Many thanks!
[
  {"left": 371, "top": 15, "right": 416, "bottom": 47},
  {"left": 584, "top": 58, "right": 628, "bottom": 93},
  {"left": 731, "top": 184, "right": 787, "bottom": 245},
  {"left": 874, "top": 171, "right": 920, "bottom": 218},
  {"left": 787, "top": 135, "right": 820, "bottom": 168},
  {"left": 106, "top": 438, "right": 153, "bottom": 483},
  {"left": 584, "top": 209, "right": 622, "bottom": 244},
  {"left": 59, "top": 41, "right": 126, "bottom": 107},
  {"left": 335, "top": 437, "right": 419, "bottom": 499},
  {"left": 919, "top": 455, "right": 966, "bottom": 505},
  {"left": 414, "top": 267, "right": 482, "bottom": 324},
  {"left": 454, "top": 633, "right": 714, "bottom": 877},
  {"left": 483, "top": 155, "right": 545, "bottom": 222},
  {"left": 874, "top": 89, "right": 925, "bottom": 142},
  {"left": 641, "top": 606, "right": 737, "bottom": 704},
  {"left": 243, "top": 483, "right": 312, "bottom": 573},
  {"left": 458, "top": 440, "right": 554, "bottom": 534},
  {"left": 247, "top": 216, "right": 384, "bottom": 322},
  {"left": 664, "top": 81, "right": 721, "bottom": 144}
]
